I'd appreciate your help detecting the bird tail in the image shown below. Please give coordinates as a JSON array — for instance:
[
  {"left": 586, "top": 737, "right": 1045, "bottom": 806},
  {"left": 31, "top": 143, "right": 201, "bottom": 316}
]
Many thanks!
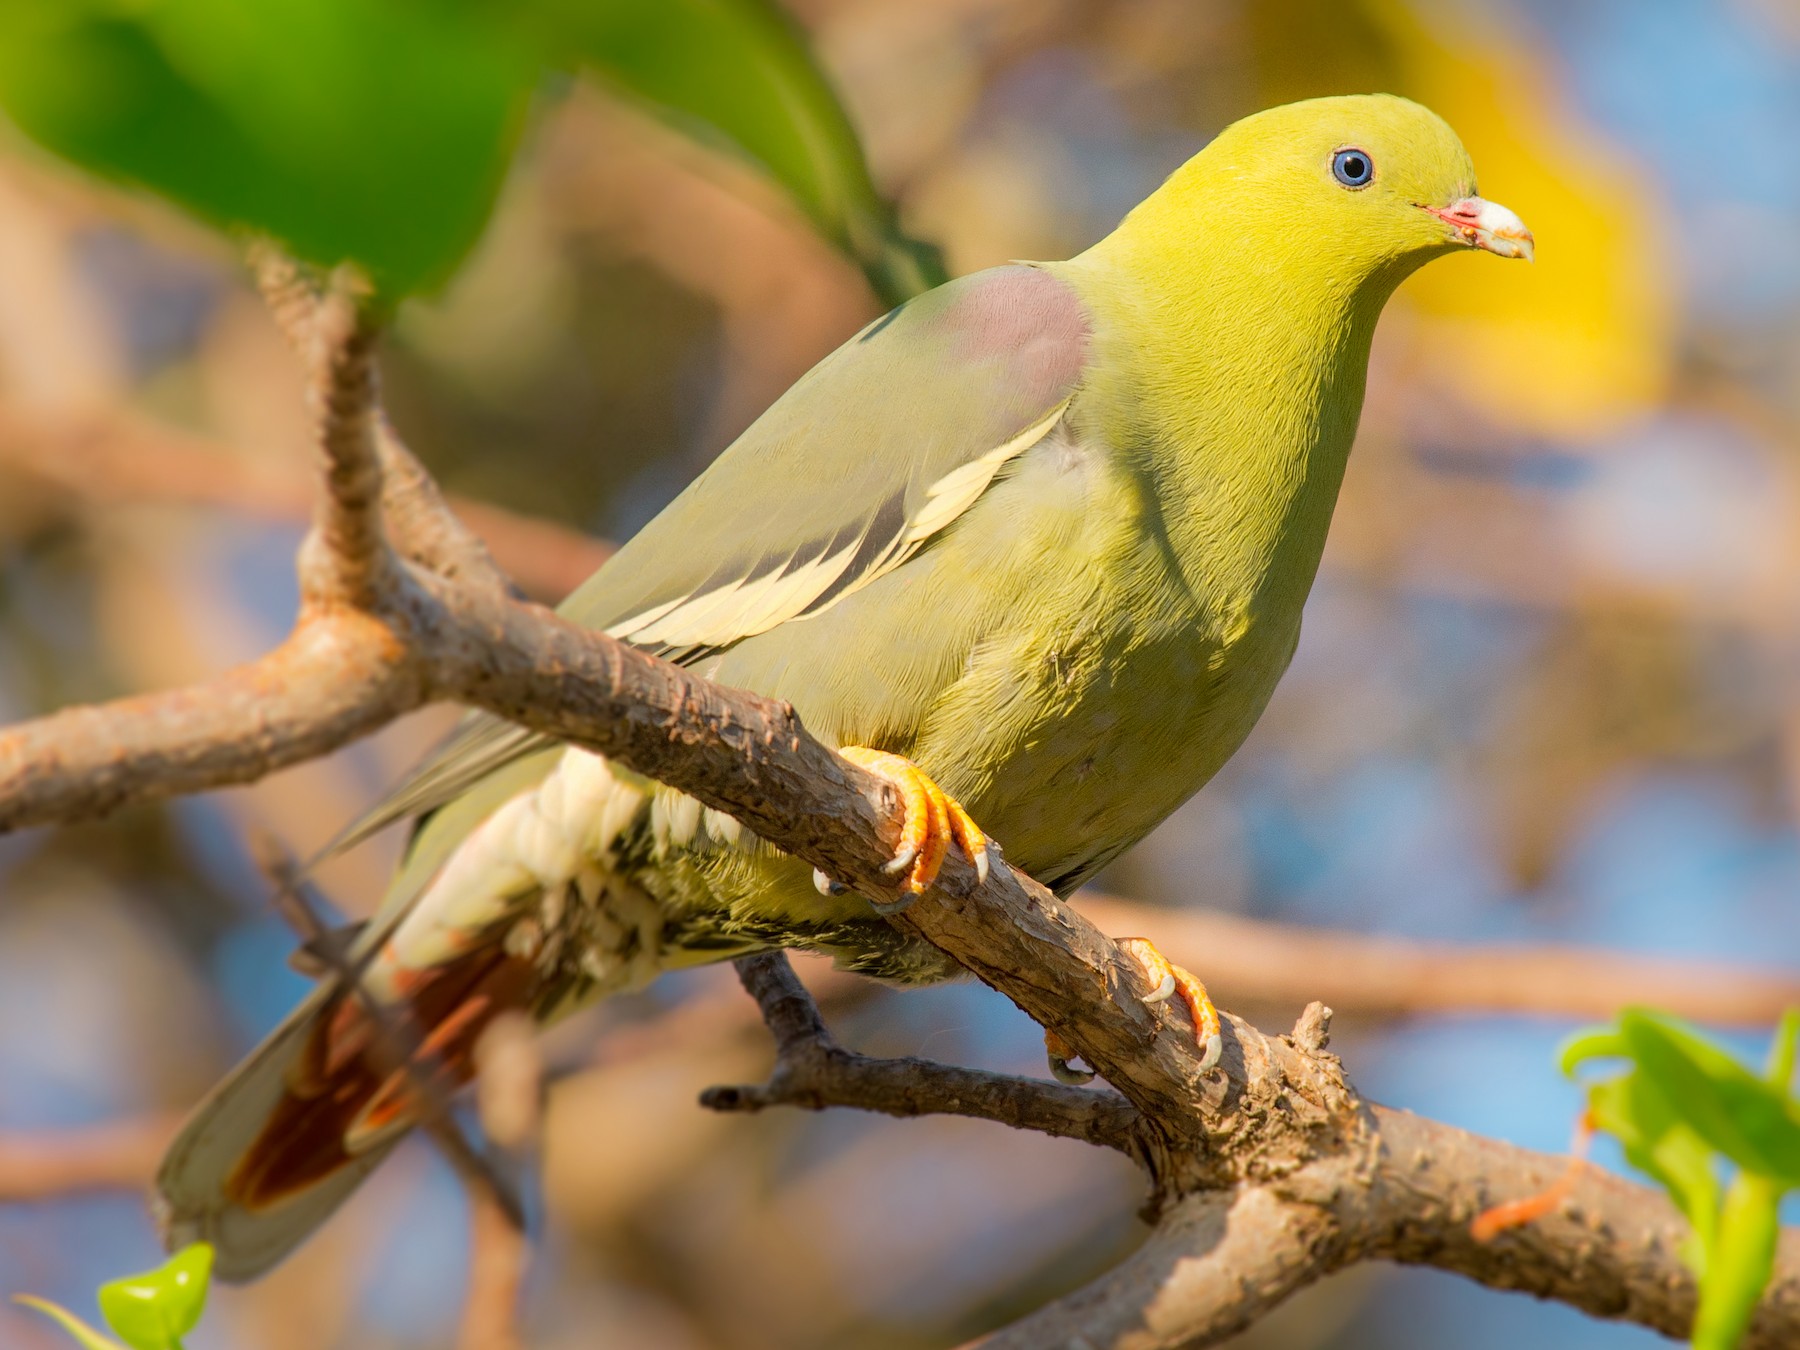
[{"left": 155, "top": 935, "right": 538, "bottom": 1283}]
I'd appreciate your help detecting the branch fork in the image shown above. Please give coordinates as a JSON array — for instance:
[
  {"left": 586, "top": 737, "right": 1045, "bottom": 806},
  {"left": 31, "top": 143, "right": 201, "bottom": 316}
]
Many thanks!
[{"left": 0, "top": 251, "right": 1796, "bottom": 1347}]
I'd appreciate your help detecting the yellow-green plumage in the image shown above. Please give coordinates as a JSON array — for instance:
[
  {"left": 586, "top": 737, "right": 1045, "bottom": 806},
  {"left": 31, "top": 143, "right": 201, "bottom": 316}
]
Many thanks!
[{"left": 157, "top": 94, "right": 1532, "bottom": 1278}]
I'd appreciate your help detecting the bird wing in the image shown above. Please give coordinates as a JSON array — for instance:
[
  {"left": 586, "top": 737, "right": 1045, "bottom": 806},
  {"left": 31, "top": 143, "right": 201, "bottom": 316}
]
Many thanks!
[{"left": 326, "top": 263, "right": 1092, "bottom": 856}]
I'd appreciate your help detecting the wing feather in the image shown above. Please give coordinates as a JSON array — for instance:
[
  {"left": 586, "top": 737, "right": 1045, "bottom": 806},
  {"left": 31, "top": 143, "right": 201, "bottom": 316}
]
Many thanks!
[{"left": 331, "top": 264, "right": 1092, "bottom": 855}]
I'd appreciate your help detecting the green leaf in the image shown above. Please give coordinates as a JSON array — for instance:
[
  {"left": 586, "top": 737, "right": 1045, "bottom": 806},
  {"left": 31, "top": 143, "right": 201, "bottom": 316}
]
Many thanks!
[
  {"left": 528, "top": 0, "right": 943, "bottom": 306},
  {"left": 95, "top": 1243, "right": 213, "bottom": 1350},
  {"left": 1692, "top": 1171, "right": 1782, "bottom": 1350},
  {"left": 1619, "top": 1009, "right": 1800, "bottom": 1185},
  {"left": 0, "top": 0, "right": 537, "bottom": 295},
  {"left": 1765, "top": 1009, "right": 1800, "bottom": 1091},
  {"left": 1587, "top": 1072, "right": 1721, "bottom": 1257},
  {"left": 1558, "top": 1025, "right": 1628, "bottom": 1077},
  {"left": 1569, "top": 1010, "right": 1800, "bottom": 1346},
  {"left": 11, "top": 1296, "right": 127, "bottom": 1350}
]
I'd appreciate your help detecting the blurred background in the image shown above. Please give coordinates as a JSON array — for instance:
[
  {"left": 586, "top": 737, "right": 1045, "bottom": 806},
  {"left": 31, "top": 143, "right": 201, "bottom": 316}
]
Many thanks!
[{"left": 1, "top": 0, "right": 1798, "bottom": 1345}]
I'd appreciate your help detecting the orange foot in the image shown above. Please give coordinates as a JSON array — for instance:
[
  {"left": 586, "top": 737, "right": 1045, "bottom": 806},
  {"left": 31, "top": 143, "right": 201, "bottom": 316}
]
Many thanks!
[
  {"left": 1118, "top": 937, "right": 1223, "bottom": 1073},
  {"left": 1040, "top": 938, "right": 1224, "bottom": 1083},
  {"left": 813, "top": 746, "right": 991, "bottom": 913}
]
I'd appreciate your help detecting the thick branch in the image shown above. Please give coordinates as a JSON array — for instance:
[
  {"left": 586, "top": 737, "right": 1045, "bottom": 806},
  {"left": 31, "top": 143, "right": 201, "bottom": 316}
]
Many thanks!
[
  {"left": 0, "top": 614, "right": 420, "bottom": 828},
  {"left": 973, "top": 1187, "right": 1338, "bottom": 1350},
  {"left": 977, "top": 1104, "right": 1800, "bottom": 1350},
  {"left": 1364, "top": 1106, "right": 1800, "bottom": 1346},
  {"left": 709, "top": 968, "right": 1800, "bottom": 1348}
]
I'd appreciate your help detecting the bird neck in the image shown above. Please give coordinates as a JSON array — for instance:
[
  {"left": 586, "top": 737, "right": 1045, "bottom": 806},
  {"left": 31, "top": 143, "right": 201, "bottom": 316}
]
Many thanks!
[{"left": 1062, "top": 228, "right": 1404, "bottom": 624}]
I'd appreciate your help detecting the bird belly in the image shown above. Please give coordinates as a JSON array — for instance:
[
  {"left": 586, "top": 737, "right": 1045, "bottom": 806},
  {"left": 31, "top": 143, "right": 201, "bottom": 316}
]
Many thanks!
[{"left": 914, "top": 579, "right": 1296, "bottom": 896}]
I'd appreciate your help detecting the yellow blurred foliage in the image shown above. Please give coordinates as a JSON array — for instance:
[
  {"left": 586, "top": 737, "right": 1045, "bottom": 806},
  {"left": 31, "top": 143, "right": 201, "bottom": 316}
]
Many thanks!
[{"left": 1251, "top": 0, "right": 1676, "bottom": 440}]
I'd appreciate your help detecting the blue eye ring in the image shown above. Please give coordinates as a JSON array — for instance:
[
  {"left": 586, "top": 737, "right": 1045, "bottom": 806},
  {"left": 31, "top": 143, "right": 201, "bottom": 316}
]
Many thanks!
[{"left": 1332, "top": 147, "right": 1374, "bottom": 188}]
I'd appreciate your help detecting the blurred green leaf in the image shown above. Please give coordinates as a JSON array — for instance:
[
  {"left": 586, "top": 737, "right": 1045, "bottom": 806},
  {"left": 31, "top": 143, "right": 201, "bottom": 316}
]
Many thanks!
[
  {"left": 1588, "top": 1073, "right": 1720, "bottom": 1261},
  {"left": 0, "top": 0, "right": 936, "bottom": 305},
  {"left": 1558, "top": 1025, "right": 1628, "bottom": 1076},
  {"left": 0, "top": 0, "right": 536, "bottom": 295},
  {"left": 1617, "top": 1009, "right": 1800, "bottom": 1185},
  {"left": 96, "top": 1244, "right": 212, "bottom": 1350},
  {"left": 1566, "top": 1009, "right": 1800, "bottom": 1347},
  {"left": 528, "top": 0, "right": 943, "bottom": 305},
  {"left": 1766, "top": 1010, "right": 1800, "bottom": 1091},
  {"left": 1694, "top": 1172, "right": 1782, "bottom": 1350}
]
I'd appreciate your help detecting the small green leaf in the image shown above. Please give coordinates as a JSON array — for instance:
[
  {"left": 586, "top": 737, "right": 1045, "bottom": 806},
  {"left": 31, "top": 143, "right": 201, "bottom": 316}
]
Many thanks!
[
  {"left": 1692, "top": 1171, "right": 1782, "bottom": 1350},
  {"left": 12, "top": 1295, "right": 128, "bottom": 1350},
  {"left": 1619, "top": 1010, "right": 1800, "bottom": 1185},
  {"left": 528, "top": 0, "right": 943, "bottom": 305},
  {"left": 95, "top": 1243, "right": 213, "bottom": 1350}
]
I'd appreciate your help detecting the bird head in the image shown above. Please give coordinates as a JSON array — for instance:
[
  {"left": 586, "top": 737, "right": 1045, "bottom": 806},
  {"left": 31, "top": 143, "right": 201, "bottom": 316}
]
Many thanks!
[{"left": 1103, "top": 93, "right": 1532, "bottom": 296}]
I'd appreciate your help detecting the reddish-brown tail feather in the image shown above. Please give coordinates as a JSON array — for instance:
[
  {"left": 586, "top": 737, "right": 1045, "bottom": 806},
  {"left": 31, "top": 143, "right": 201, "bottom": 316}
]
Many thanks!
[{"left": 223, "top": 945, "right": 539, "bottom": 1212}]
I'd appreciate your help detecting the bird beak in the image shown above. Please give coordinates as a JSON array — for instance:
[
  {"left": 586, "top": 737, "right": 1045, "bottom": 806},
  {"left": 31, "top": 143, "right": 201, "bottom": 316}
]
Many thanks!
[{"left": 1420, "top": 196, "right": 1535, "bottom": 261}]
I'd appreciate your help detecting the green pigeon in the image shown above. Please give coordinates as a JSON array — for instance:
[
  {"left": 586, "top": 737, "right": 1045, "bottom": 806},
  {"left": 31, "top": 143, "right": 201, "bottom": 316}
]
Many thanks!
[{"left": 157, "top": 92, "right": 1532, "bottom": 1280}]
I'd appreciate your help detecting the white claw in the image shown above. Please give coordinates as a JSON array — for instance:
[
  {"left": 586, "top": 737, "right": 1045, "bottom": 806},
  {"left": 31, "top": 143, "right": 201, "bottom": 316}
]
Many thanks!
[
  {"left": 1047, "top": 1052, "right": 1096, "bottom": 1086},
  {"left": 1197, "top": 1031, "right": 1223, "bottom": 1074},
  {"left": 972, "top": 841, "right": 992, "bottom": 886},
  {"left": 813, "top": 867, "right": 845, "bottom": 897},
  {"left": 1141, "top": 971, "right": 1177, "bottom": 1005},
  {"left": 881, "top": 840, "right": 921, "bottom": 876}
]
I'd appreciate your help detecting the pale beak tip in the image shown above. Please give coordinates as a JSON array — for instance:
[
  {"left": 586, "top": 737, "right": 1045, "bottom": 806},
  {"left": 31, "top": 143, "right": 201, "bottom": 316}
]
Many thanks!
[{"left": 1428, "top": 196, "right": 1535, "bottom": 262}]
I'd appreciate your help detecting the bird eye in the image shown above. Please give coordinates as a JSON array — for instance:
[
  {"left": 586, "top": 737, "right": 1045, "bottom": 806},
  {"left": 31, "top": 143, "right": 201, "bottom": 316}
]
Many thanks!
[{"left": 1332, "top": 148, "right": 1374, "bottom": 188}]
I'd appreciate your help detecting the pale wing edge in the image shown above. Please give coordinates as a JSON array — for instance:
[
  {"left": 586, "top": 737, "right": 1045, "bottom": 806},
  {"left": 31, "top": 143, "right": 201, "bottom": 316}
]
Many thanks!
[{"left": 320, "top": 398, "right": 1070, "bottom": 862}]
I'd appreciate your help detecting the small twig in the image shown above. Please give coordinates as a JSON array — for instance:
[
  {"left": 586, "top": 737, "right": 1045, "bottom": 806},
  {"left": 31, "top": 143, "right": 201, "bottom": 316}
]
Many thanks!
[
  {"left": 374, "top": 421, "right": 520, "bottom": 596},
  {"left": 250, "top": 832, "right": 524, "bottom": 1231},
  {"left": 247, "top": 240, "right": 321, "bottom": 352},
  {"left": 459, "top": 1013, "right": 541, "bottom": 1350},
  {"left": 301, "top": 271, "right": 390, "bottom": 609},
  {"left": 0, "top": 400, "right": 609, "bottom": 600},
  {"left": 0, "top": 1115, "right": 183, "bottom": 1201},
  {"left": 702, "top": 953, "right": 1144, "bottom": 1155},
  {"left": 460, "top": 1182, "right": 528, "bottom": 1350}
]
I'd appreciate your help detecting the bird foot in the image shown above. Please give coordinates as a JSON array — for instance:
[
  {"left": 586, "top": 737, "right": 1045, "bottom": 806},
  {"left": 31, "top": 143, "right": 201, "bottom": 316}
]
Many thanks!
[
  {"left": 1117, "top": 937, "right": 1223, "bottom": 1072},
  {"left": 1043, "top": 1027, "right": 1095, "bottom": 1085},
  {"left": 810, "top": 869, "right": 851, "bottom": 898},
  {"left": 831, "top": 746, "right": 991, "bottom": 899}
]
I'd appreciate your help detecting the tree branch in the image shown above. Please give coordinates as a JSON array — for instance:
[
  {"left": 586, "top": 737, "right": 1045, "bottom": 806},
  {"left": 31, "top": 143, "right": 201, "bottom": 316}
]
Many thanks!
[
  {"left": 713, "top": 966, "right": 1800, "bottom": 1348},
  {"left": 973, "top": 1103, "right": 1800, "bottom": 1350},
  {"left": 1, "top": 254, "right": 1794, "bottom": 1347},
  {"left": 700, "top": 952, "right": 1144, "bottom": 1155},
  {"left": 1076, "top": 895, "right": 1800, "bottom": 1027},
  {"left": 300, "top": 274, "right": 391, "bottom": 610},
  {"left": 0, "top": 1115, "right": 182, "bottom": 1202},
  {"left": 0, "top": 399, "right": 610, "bottom": 600}
]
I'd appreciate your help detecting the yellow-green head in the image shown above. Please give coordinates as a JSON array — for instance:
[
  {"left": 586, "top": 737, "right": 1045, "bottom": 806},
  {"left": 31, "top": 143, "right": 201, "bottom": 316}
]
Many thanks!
[
  {"left": 1092, "top": 93, "right": 1531, "bottom": 301},
  {"left": 1066, "top": 94, "right": 1533, "bottom": 661}
]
